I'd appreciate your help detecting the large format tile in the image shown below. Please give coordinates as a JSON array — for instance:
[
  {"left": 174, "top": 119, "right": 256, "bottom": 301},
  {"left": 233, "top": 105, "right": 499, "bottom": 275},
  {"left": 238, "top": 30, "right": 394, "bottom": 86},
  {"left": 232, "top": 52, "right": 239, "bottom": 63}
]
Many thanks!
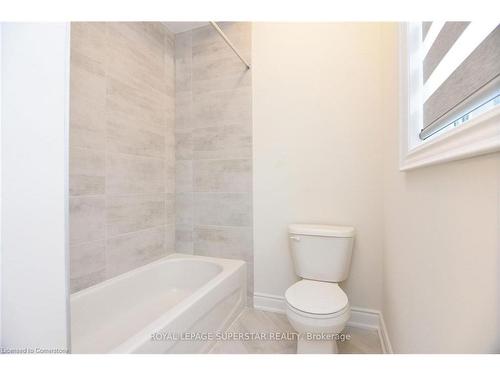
[
  {"left": 338, "top": 326, "right": 383, "bottom": 354},
  {"left": 209, "top": 309, "right": 384, "bottom": 354},
  {"left": 175, "top": 160, "right": 193, "bottom": 192},
  {"left": 107, "top": 118, "right": 166, "bottom": 158},
  {"left": 164, "top": 30, "right": 176, "bottom": 97},
  {"left": 192, "top": 125, "right": 251, "bottom": 159},
  {"left": 193, "top": 159, "right": 252, "bottom": 193},
  {"left": 175, "top": 129, "right": 193, "bottom": 160},
  {"left": 209, "top": 308, "right": 296, "bottom": 354},
  {"left": 107, "top": 152, "right": 165, "bottom": 195},
  {"left": 175, "top": 193, "right": 193, "bottom": 226},
  {"left": 165, "top": 153, "right": 176, "bottom": 195},
  {"left": 71, "top": 22, "right": 107, "bottom": 67},
  {"left": 165, "top": 117, "right": 176, "bottom": 150},
  {"left": 70, "top": 22, "right": 175, "bottom": 292},
  {"left": 175, "top": 31, "right": 192, "bottom": 94},
  {"left": 192, "top": 23, "right": 251, "bottom": 66},
  {"left": 165, "top": 193, "right": 175, "bottom": 226},
  {"left": 106, "top": 226, "right": 166, "bottom": 278},
  {"left": 192, "top": 72, "right": 251, "bottom": 96},
  {"left": 192, "top": 49, "right": 251, "bottom": 89},
  {"left": 191, "top": 24, "right": 251, "bottom": 94},
  {"left": 191, "top": 87, "right": 251, "bottom": 129},
  {"left": 165, "top": 224, "right": 175, "bottom": 254},
  {"left": 192, "top": 22, "right": 251, "bottom": 47},
  {"left": 70, "top": 270, "right": 106, "bottom": 294},
  {"left": 69, "top": 147, "right": 105, "bottom": 196},
  {"left": 194, "top": 193, "right": 252, "bottom": 226},
  {"left": 193, "top": 225, "right": 253, "bottom": 263},
  {"left": 193, "top": 223, "right": 254, "bottom": 297},
  {"left": 106, "top": 23, "right": 167, "bottom": 95},
  {"left": 106, "top": 22, "right": 165, "bottom": 60},
  {"left": 106, "top": 77, "right": 167, "bottom": 136},
  {"left": 69, "top": 50, "right": 106, "bottom": 151},
  {"left": 107, "top": 194, "right": 165, "bottom": 236},
  {"left": 192, "top": 58, "right": 250, "bottom": 91},
  {"left": 70, "top": 196, "right": 106, "bottom": 245},
  {"left": 172, "top": 23, "right": 253, "bottom": 302},
  {"left": 175, "top": 91, "right": 192, "bottom": 130},
  {"left": 175, "top": 224, "right": 194, "bottom": 254},
  {"left": 70, "top": 240, "right": 106, "bottom": 293},
  {"left": 165, "top": 94, "right": 176, "bottom": 132}
]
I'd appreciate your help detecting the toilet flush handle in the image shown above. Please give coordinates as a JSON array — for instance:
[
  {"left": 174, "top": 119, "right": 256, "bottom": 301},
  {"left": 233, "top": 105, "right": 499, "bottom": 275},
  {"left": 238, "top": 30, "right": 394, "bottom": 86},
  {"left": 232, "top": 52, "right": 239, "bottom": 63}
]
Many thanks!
[{"left": 289, "top": 236, "right": 301, "bottom": 241}]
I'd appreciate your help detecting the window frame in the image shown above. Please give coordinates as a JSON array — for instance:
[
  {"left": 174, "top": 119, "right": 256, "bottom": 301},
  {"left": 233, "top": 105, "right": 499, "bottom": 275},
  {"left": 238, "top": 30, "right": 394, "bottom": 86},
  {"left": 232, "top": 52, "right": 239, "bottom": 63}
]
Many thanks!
[{"left": 399, "top": 22, "right": 500, "bottom": 171}]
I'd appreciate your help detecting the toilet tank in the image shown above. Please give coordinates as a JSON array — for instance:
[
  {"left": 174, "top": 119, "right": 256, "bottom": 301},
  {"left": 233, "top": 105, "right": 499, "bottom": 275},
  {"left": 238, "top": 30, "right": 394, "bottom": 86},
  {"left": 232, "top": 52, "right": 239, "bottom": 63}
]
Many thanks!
[{"left": 288, "top": 224, "right": 355, "bottom": 282}]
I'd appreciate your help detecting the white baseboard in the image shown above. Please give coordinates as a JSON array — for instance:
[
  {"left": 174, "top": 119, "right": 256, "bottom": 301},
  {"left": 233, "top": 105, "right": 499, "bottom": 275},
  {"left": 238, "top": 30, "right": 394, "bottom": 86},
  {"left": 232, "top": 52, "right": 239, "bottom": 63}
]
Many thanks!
[
  {"left": 253, "top": 292, "right": 287, "bottom": 313},
  {"left": 253, "top": 292, "right": 393, "bottom": 354},
  {"left": 378, "top": 311, "right": 393, "bottom": 354}
]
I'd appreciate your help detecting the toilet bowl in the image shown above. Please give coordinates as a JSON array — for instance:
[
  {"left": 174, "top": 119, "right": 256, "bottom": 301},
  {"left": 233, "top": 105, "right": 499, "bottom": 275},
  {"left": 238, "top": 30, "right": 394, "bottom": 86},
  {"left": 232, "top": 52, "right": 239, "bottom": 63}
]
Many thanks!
[
  {"left": 285, "top": 279, "right": 350, "bottom": 353},
  {"left": 286, "top": 224, "right": 355, "bottom": 354}
]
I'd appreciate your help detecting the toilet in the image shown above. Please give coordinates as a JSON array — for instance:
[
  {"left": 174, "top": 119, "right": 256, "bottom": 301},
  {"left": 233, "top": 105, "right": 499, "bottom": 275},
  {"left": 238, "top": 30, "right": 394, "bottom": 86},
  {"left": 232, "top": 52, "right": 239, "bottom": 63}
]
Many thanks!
[{"left": 285, "top": 224, "right": 355, "bottom": 354}]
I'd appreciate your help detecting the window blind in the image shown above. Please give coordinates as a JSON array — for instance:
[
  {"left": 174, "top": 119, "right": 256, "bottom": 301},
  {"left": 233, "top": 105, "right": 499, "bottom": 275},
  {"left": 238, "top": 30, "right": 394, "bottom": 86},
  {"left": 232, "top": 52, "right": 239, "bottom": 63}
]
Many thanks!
[{"left": 419, "top": 22, "right": 500, "bottom": 140}]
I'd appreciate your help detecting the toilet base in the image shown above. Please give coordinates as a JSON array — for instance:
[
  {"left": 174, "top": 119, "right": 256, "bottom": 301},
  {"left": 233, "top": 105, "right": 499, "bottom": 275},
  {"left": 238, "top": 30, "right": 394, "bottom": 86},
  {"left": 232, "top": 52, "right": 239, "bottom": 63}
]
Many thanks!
[{"left": 297, "top": 336, "right": 338, "bottom": 354}]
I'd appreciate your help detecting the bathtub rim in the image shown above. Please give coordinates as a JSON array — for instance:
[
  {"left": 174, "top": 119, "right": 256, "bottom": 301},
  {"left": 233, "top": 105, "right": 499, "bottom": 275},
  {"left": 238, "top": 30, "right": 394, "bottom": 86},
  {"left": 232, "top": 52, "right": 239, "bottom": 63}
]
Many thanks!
[
  {"left": 70, "top": 253, "right": 243, "bottom": 301},
  {"left": 70, "top": 253, "right": 247, "bottom": 353}
]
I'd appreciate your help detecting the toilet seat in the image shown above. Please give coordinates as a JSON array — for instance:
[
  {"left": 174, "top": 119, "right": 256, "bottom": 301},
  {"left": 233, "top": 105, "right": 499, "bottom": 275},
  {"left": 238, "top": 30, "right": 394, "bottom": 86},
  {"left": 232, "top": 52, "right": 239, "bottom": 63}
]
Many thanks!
[
  {"left": 286, "top": 300, "right": 350, "bottom": 320},
  {"left": 285, "top": 279, "right": 349, "bottom": 316}
]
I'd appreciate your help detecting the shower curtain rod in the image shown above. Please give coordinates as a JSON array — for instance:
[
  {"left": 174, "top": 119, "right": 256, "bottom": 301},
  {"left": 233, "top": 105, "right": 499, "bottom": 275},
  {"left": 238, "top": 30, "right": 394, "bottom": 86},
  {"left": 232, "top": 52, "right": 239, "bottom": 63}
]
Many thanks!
[{"left": 209, "top": 21, "right": 251, "bottom": 70}]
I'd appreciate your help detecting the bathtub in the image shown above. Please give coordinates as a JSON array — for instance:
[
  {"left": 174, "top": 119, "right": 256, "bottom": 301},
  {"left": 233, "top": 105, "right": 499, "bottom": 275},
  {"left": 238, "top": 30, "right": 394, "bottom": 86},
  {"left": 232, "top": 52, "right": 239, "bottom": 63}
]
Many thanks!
[{"left": 70, "top": 253, "right": 246, "bottom": 353}]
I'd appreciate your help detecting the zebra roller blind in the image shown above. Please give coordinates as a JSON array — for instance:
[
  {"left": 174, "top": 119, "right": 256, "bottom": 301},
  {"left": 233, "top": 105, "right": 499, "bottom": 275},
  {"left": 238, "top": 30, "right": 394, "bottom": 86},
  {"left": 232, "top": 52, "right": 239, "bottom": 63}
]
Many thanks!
[{"left": 419, "top": 22, "right": 500, "bottom": 140}]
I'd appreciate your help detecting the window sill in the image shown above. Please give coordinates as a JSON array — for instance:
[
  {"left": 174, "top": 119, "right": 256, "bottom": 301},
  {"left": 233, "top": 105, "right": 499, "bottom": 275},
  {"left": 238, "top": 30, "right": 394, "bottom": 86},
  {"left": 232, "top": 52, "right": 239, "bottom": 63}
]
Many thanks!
[{"left": 400, "top": 106, "right": 500, "bottom": 171}]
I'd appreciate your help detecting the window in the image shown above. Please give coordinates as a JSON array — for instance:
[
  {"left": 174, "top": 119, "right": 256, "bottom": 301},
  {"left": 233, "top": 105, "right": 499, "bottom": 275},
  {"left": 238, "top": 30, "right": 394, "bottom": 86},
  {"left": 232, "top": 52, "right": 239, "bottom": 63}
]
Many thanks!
[{"left": 399, "top": 22, "right": 500, "bottom": 170}]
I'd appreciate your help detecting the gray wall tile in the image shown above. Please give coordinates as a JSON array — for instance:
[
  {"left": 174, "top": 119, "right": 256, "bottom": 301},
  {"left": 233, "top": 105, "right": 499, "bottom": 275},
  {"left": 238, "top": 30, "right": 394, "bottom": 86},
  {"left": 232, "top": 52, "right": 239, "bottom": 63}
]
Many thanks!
[
  {"left": 106, "top": 77, "right": 167, "bottom": 135},
  {"left": 174, "top": 23, "right": 253, "bottom": 298},
  {"left": 175, "top": 31, "right": 192, "bottom": 94},
  {"left": 193, "top": 225, "right": 253, "bottom": 263},
  {"left": 107, "top": 152, "right": 165, "bottom": 195},
  {"left": 175, "top": 160, "right": 193, "bottom": 193},
  {"left": 70, "top": 240, "right": 106, "bottom": 293},
  {"left": 69, "top": 147, "right": 105, "bottom": 196},
  {"left": 175, "top": 193, "right": 193, "bottom": 226},
  {"left": 192, "top": 88, "right": 252, "bottom": 129},
  {"left": 194, "top": 193, "right": 252, "bottom": 226},
  {"left": 107, "top": 119, "right": 166, "bottom": 158},
  {"left": 107, "top": 194, "right": 165, "bottom": 236},
  {"left": 165, "top": 224, "right": 175, "bottom": 254},
  {"left": 175, "top": 129, "right": 193, "bottom": 160},
  {"left": 175, "top": 92, "right": 192, "bottom": 130},
  {"left": 165, "top": 193, "right": 175, "bottom": 226},
  {"left": 70, "top": 196, "right": 106, "bottom": 245},
  {"left": 69, "top": 63, "right": 106, "bottom": 151},
  {"left": 70, "top": 270, "right": 106, "bottom": 294},
  {"left": 175, "top": 224, "right": 194, "bottom": 254},
  {"left": 71, "top": 22, "right": 253, "bottom": 297},
  {"left": 192, "top": 125, "right": 252, "bottom": 159},
  {"left": 193, "top": 159, "right": 252, "bottom": 193},
  {"left": 106, "top": 227, "right": 166, "bottom": 278},
  {"left": 165, "top": 155, "right": 176, "bottom": 195},
  {"left": 70, "top": 22, "right": 176, "bottom": 292}
]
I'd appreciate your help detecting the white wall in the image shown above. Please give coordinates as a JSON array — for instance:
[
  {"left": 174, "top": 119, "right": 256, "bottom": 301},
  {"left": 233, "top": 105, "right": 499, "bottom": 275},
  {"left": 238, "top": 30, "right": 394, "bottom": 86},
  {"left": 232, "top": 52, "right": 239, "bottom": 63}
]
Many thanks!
[
  {"left": 1, "top": 23, "right": 70, "bottom": 351},
  {"left": 0, "top": 23, "right": 3, "bottom": 344},
  {"left": 252, "top": 23, "right": 385, "bottom": 310},
  {"left": 381, "top": 24, "right": 500, "bottom": 353}
]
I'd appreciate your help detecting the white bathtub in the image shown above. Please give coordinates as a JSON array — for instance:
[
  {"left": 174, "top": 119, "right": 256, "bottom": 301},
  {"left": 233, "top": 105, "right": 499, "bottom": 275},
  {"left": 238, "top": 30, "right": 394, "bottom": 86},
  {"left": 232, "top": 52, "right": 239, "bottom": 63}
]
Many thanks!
[{"left": 70, "top": 253, "right": 246, "bottom": 353}]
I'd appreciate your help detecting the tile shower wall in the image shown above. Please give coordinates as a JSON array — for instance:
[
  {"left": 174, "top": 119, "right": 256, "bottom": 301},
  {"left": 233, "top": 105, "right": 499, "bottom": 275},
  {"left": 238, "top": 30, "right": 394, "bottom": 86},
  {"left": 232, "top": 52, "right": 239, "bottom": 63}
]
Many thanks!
[
  {"left": 69, "top": 23, "right": 175, "bottom": 293},
  {"left": 174, "top": 23, "right": 253, "bottom": 300}
]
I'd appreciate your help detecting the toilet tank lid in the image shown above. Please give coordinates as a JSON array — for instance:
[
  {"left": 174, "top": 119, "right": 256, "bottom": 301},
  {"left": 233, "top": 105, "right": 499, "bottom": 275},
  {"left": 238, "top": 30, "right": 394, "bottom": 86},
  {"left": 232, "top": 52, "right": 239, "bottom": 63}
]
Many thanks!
[{"left": 288, "top": 224, "right": 355, "bottom": 238}]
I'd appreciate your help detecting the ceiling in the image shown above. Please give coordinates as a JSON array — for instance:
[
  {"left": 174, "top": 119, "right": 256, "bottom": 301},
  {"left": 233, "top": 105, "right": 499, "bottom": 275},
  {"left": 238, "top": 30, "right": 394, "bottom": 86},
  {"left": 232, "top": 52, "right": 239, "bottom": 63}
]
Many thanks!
[{"left": 162, "top": 22, "right": 208, "bottom": 34}]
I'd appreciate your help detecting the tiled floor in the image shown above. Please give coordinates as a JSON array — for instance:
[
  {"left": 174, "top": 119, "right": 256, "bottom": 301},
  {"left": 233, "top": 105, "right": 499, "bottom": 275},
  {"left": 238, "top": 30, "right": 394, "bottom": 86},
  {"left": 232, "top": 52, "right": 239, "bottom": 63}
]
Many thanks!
[{"left": 210, "top": 308, "right": 383, "bottom": 354}]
